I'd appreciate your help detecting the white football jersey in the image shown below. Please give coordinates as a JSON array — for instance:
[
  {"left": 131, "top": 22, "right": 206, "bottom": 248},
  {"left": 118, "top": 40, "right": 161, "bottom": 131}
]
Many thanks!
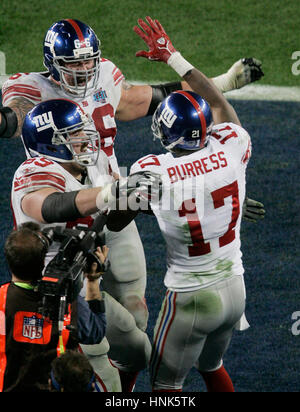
[
  {"left": 11, "top": 153, "right": 112, "bottom": 261},
  {"left": 2, "top": 58, "right": 124, "bottom": 172},
  {"left": 131, "top": 122, "right": 252, "bottom": 292}
]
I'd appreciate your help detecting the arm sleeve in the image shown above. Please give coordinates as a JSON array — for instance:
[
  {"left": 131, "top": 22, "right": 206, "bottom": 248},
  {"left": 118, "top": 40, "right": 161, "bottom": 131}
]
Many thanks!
[{"left": 76, "top": 295, "right": 106, "bottom": 345}]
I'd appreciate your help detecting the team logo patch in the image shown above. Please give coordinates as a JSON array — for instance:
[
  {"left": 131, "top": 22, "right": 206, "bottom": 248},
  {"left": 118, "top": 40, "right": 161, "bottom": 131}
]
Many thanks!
[
  {"left": 93, "top": 89, "right": 107, "bottom": 103},
  {"left": 13, "top": 311, "right": 52, "bottom": 344}
]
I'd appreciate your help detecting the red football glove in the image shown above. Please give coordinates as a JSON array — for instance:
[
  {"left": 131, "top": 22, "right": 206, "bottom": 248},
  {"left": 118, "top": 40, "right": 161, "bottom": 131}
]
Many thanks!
[{"left": 133, "top": 16, "right": 177, "bottom": 63}]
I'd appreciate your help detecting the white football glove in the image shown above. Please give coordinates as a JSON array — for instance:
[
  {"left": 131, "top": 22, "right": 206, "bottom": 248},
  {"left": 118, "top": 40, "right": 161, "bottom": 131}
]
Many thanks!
[
  {"left": 96, "top": 171, "right": 162, "bottom": 212},
  {"left": 213, "top": 57, "right": 264, "bottom": 93}
]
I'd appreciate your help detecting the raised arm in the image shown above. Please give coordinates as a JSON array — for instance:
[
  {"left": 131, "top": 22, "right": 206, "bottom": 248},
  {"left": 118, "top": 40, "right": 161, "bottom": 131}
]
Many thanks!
[{"left": 133, "top": 16, "right": 241, "bottom": 126}]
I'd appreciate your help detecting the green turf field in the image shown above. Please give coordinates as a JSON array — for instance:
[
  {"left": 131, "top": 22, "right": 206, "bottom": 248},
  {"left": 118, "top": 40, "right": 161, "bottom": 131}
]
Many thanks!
[{"left": 0, "top": 0, "right": 299, "bottom": 86}]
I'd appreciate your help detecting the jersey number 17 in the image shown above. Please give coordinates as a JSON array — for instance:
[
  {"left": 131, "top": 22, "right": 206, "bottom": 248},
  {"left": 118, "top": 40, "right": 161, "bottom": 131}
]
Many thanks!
[{"left": 179, "top": 180, "right": 239, "bottom": 256}]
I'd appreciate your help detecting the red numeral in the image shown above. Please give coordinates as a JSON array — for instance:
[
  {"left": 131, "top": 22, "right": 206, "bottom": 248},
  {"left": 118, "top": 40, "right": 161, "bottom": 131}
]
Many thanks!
[
  {"left": 91, "top": 104, "right": 116, "bottom": 139},
  {"left": 23, "top": 157, "right": 53, "bottom": 167},
  {"left": 211, "top": 180, "right": 239, "bottom": 247},
  {"left": 138, "top": 155, "right": 161, "bottom": 169},
  {"left": 9, "top": 72, "right": 29, "bottom": 80},
  {"left": 212, "top": 125, "right": 238, "bottom": 145},
  {"left": 179, "top": 199, "right": 211, "bottom": 256},
  {"left": 178, "top": 180, "right": 239, "bottom": 256}
]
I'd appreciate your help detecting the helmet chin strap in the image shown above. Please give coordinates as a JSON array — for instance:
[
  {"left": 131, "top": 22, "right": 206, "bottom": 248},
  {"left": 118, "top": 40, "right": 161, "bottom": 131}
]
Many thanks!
[
  {"left": 49, "top": 76, "right": 63, "bottom": 90},
  {"left": 164, "top": 136, "right": 185, "bottom": 151}
]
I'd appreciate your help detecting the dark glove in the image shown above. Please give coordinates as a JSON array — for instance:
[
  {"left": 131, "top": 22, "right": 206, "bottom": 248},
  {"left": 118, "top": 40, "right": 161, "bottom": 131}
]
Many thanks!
[
  {"left": 242, "top": 197, "right": 265, "bottom": 222},
  {"left": 118, "top": 171, "right": 162, "bottom": 203},
  {"left": 242, "top": 58, "right": 264, "bottom": 83}
]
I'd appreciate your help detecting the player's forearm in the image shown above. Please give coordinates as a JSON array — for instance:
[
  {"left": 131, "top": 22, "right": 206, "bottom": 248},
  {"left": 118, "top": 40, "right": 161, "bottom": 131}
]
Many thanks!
[
  {"left": 41, "top": 185, "right": 116, "bottom": 221},
  {"left": 74, "top": 187, "right": 102, "bottom": 216},
  {"left": 106, "top": 209, "right": 139, "bottom": 232},
  {"left": 23, "top": 187, "right": 108, "bottom": 224},
  {"left": 182, "top": 68, "right": 241, "bottom": 125}
]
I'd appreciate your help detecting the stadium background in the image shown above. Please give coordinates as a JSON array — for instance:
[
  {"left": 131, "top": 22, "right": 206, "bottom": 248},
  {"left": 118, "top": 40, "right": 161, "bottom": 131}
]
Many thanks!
[{"left": 0, "top": 0, "right": 299, "bottom": 392}]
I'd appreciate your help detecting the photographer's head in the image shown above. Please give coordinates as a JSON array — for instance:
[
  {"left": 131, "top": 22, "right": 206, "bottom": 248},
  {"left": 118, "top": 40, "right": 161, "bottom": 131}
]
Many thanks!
[
  {"left": 4, "top": 222, "right": 49, "bottom": 283},
  {"left": 49, "top": 350, "right": 98, "bottom": 392}
]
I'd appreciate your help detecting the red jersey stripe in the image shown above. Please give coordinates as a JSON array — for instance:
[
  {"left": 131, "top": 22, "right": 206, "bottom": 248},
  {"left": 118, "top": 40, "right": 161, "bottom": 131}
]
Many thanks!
[
  {"left": 115, "top": 74, "right": 124, "bottom": 86},
  {"left": 14, "top": 173, "right": 66, "bottom": 191},
  {"left": 113, "top": 69, "right": 123, "bottom": 83},
  {"left": 2, "top": 92, "right": 41, "bottom": 104},
  {"left": 14, "top": 181, "right": 65, "bottom": 193},
  {"left": 2, "top": 85, "right": 42, "bottom": 104},
  {"left": 2, "top": 85, "right": 41, "bottom": 98}
]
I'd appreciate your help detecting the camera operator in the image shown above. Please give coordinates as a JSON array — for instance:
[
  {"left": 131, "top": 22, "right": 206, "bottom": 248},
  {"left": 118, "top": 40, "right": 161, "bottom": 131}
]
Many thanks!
[
  {"left": 49, "top": 350, "right": 100, "bottom": 392},
  {"left": 0, "top": 222, "right": 108, "bottom": 392}
]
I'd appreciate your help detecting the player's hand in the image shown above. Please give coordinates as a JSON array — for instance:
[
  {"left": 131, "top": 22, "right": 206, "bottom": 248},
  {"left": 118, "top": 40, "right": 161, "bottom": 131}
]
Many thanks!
[
  {"left": 118, "top": 171, "right": 162, "bottom": 203},
  {"left": 242, "top": 197, "right": 265, "bottom": 222},
  {"left": 134, "top": 16, "right": 177, "bottom": 63},
  {"left": 242, "top": 58, "right": 264, "bottom": 83},
  {"left": 228, "top": 58, "right": 264, "bottom": 89}
]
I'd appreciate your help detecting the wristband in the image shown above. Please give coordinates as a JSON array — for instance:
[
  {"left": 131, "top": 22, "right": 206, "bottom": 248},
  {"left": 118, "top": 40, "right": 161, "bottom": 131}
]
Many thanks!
[
  {"left": 147, "top": 82, "right": 183, "bottom": 116},
  {"left": 0, "top": 112, "right": 7, "bottom": 135},
  {"left": 167, "top": 52, "right": 194, "bottom": 77},
  {"left": 41, "top": 191, "right": 81, "bottom": 223},
  {"left": 87, "top": 299, "right": 105, "bottom": 314},
  {"left": 95, "top": 183, "right": 116, "bottom": 211},
  {"left": 0, "top": 107, "right": 18, "bottom": 139}
]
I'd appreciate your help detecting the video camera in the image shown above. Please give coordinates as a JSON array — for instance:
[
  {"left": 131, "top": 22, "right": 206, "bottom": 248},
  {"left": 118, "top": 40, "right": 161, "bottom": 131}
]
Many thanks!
[{"left": 37, "top": 213, "right": 108, "bottom": 321}]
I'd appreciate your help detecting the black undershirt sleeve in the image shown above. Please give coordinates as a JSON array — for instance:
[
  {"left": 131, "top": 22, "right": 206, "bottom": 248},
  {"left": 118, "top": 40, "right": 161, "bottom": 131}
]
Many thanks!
[
  {"left": 41, "top": 191, "right": 82, "bottom": 223},
  {"left": 147, "top": 81, "right": 183, "bottom": 116}
]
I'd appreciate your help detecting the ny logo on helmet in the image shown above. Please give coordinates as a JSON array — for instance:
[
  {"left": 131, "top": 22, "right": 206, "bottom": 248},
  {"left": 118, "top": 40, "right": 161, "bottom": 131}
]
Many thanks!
[
  {"left": 160, "top": 107, "right": 177, "bottom": 129},
  {"left": 44, "top": 30, "right": 59, "bottom": 48},
  {"left": 32, "top": 111, "right": 55, "bottom": 132}
]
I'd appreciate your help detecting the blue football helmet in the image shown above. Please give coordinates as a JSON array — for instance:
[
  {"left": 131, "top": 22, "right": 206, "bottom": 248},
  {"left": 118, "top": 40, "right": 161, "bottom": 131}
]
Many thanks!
[
  {"left": 151, "top": 90, "right": 213, "bottom": 152},
  {"left": 22, "top": 99, "right": 101, "bottom": 166},
  {"left": 43, "top": 19, "right": 101, "bottom": 97}
]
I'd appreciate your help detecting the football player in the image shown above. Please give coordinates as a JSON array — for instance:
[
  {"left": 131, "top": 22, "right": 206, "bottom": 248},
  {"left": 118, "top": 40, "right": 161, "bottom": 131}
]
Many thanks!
[
  {"left": 108, "top": 16, "right": 256, "bottom": 392},
  {"left": 11, "top": 98, "right": 160, "bottom": 392}
]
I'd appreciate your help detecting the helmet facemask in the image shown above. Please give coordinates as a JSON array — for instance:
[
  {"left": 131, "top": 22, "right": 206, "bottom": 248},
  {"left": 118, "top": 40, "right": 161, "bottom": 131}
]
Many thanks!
[
  {"left": 52, "top": 113, "right": 101, "bottom": 166},
  {"left": 54, "top": 50, "right": 101, "bottom": 98}
]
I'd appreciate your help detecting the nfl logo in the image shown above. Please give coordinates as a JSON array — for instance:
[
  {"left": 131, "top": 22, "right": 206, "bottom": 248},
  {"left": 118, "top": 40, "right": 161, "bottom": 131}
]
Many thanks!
[
  {"left": 23, "top": 315, "right": 44, "bottom": 340},
  {"left": 93, "top": 89, "right": 107, "bottom": 103}
]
